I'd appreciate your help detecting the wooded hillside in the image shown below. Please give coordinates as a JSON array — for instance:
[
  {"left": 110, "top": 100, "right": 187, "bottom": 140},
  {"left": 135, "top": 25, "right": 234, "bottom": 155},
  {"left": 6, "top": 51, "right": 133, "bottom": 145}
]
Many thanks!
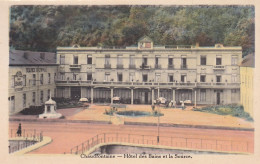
[{"left": 10, "top": 5, "right": 254, "bottom": 56}]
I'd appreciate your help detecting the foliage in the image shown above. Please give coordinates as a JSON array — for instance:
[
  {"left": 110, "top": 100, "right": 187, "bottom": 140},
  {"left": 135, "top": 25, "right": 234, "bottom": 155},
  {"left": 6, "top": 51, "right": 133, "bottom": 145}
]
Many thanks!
[
  {"left": 10, "top": 5, "right": 254, "bottom": 56},
  {"left": 193, "top": 104, "right": 253, "bottom": 121}
]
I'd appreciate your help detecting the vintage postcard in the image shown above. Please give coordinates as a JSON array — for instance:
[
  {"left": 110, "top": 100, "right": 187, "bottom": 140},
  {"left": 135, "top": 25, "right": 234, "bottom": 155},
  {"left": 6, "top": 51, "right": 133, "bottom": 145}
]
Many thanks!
[{"left": 1, "top": 0, "right": 259, "bottom": 164}]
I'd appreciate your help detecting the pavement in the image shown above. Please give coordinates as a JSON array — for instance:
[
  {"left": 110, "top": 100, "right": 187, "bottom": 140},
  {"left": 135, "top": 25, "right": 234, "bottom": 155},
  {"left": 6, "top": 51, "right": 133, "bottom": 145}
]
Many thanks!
[{"left": 64, "top": 104, "right": 254, "bottom": 130}]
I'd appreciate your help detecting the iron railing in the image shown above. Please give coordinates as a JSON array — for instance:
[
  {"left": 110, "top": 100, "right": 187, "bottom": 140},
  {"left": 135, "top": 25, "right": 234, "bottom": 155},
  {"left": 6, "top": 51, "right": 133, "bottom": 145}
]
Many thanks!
[
  {"left": 65, "top": 133, "right": 250, "bottom": 155},
  {"left": 9, "top": 129, "right": 43, "bottom": 154}
]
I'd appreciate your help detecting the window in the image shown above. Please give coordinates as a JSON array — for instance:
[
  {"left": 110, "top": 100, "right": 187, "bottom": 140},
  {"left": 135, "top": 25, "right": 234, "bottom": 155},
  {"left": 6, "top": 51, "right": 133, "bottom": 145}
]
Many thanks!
[
  {"left": 181, "top": 75, "right": 186, "bottom": 82},
  {"left": 231, "top": 56, "right": 238, "bottom": 65},
  {"left": 168, "top": 57, "right": 173, "bottom": 65},
  {"left": 23, "top": 75, "right": 26, "bottom": 86},
  {"left": 216, "top": 57, "right": 222, "bottom": 65},
  {"left": 40, "top": 74, "right": 43, "bottom": 85},
  {"left": 74, "top": 55, "right": 78, "bottom": 64},
  {"left": 54, "top": 73, "right": 56, "bottom": 81},
  {"left": 155, "top": 73, "right": 161, "bottom": 82},
  {"left": 168, "top": 74, "right": 174, "bottom": 82},
  {"left": 87, "top": 73, "right": 92, "bottom": 81},
  {"left": 32, "top": 74, "right": 36, "bottom": 86},
  {"left": 200, "top": 89, "right": 206, "bottom": 101},
  {"left": 48, "top": 89, "right": 50, "bottom": 99},
  {"left": 23, "top": 94, "right": 26, "bottom": 108},
  {"left": 129, "top": 72, "right": 135, "bottom": 82},
  {"left": 231, "top": 74, "right": 237, "bottom": 82},
  {"left": 118, "top": 73, "right": 123, "bottom": 82},
  {"left": 105, "top": 54, "right": 110, "bottom": 64},
  {"left": 181, "top": 57, "right": 187, "bottom": 69},
  {"left": 60, "top": 55, "right": 65, "bottom": 64},
  {"left": 60, "top": 73, "right": 65, "bottom": 80},
  {"left": 143, "top": 74, "right": 148, "bottom": 82},
  {"left": 117, "top": 55, "right": 122, "bottom": 64},
  {"left": 87, "top": 55, "right": 92, "bottom": 64},
  {"left": 48, "top": 73, "right": 51, "bottom": 84},
  {"left": 201, "top": 56, "right": 206, "bottom": 65},
  {"left": 216, "top": 76, "right": 221, "bottom": 82},
  {"left": 32, "top": 92, "right": 36, "bottom": 105},
  {"left": 105, "top": 73, "right": 110, "bottom": 81},
  {"left": 73, "top": 74, "right": 77, "bottom": 80},
  {"left": 200, "top": 75, "right": 206, "bottom": 82},
  {"left": 155, "top": 56, "right": 159, "bottom": 65},
  {"left": 142, "top": 56, "right": 148, "bottom": 65},
  {"left": 130, "top": 55, "right": 135, "bottom": 65},
  {"left": 40, "top": 91, "right": 44, "bottom": 103}
]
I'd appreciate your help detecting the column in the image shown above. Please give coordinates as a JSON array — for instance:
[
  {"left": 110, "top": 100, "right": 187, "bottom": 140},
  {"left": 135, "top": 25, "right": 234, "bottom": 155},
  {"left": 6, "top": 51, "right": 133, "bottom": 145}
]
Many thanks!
[
  {"left": 111, "top": 87, "right": 114, "bottom": 104},
  {"left": 158, "top": 87, "right": 160, "bottom": 98},
  {"left": 131, "top": 88, "right": 134, "bottom": 105},
  {"left": 91, "top": 87, "right": 93, "bottom": 104},
  {"left": 68, "top": 87, "right": 71, "bottom": 98},
  {"left": 194, "top": 89, "right": 197, "bottom": 107},
  {"left": 152, "top": 88, "right": 154, "bottom": 105},
  {"left": 81, "top": 87, "right": 83, "bottom": 98},
  {"left": 172, "top": 89, "right": 175, "bottom": 102}
]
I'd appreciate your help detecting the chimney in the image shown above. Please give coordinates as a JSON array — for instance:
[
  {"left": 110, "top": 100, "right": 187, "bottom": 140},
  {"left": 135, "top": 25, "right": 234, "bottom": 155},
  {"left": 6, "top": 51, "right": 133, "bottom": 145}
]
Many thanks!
[
  {"left": 196, "top": 42, "right": 199, "bottom": 48},
  {"left": 23, "top": 52, "right": 28, "bottom": 59},
  {"left": 40, "top": 53, "right": 45, "bottom": 59}
]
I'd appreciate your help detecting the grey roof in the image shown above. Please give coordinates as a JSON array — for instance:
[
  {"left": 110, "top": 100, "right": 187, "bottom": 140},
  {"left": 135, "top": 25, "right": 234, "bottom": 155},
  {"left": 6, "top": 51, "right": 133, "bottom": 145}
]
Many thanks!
[
  {"left": 9, "top": 50, "right": 57, "bottom": 66},
  {"left": 240, "top": 53, "right": 255, "bottom": 68}
]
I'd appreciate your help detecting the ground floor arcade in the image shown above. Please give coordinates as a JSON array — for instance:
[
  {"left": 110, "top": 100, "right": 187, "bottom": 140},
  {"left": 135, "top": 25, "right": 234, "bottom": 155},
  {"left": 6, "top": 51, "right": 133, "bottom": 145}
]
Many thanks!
[{"left": 56, "top": 86, "right": 240, "bottom": 106}]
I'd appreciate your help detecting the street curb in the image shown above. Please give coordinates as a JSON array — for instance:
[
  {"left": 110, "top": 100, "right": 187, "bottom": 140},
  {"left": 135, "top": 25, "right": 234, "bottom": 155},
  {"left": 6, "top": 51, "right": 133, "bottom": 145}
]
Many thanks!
[
  {"left": 124, "top": 121, "right": 254, "bottom": 131},
  {"left": 9, "top": 118, "right": 254, "bottom": 131},
  {"left": 9, "top": 118, "right": 110, "bottom": 124}
]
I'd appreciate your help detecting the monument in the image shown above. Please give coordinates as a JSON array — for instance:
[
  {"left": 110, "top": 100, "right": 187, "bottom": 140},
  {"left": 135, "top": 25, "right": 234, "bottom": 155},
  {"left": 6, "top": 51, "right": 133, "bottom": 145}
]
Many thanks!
[{"left": 39, "top": 93, "right": 62, "bottom": 119}]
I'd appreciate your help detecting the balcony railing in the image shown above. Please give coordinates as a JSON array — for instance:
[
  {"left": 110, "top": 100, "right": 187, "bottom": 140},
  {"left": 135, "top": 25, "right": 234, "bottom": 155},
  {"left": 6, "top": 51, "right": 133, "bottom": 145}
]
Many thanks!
[
  {"left": 117, "top": 64, "right": 123, "bottom": 69},
  {"left": 104, "top": 64, "right": 111, "bottom": 69},
  {"left": 129, "top": 64, "right": 136, "bottom": 69},
  {"left": 154, "top": 64, "right": 161, "bottom": 69},
  {"left": 181, "top": 64, "right": 188, "bottom": 69},
  {"left": 69, "top": 64, "right": 81, "bottom": 69},
  {"left": 55, "top": 80, "right": 240, "bottom": 89},
  {"left": 140, "top": 65, "right": 151, "bottom": 69},
  {"left": 213, "top": 65, "right": 225, "bottom": 70},
  {"left": 168, "top": 64, "right": 174, "bottom": 69}
]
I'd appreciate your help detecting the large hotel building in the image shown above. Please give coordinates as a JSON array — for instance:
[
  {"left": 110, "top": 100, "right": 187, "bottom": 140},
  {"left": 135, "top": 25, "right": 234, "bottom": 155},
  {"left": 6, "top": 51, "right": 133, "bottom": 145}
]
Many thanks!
[
  {"left": 55, "top": 36, "right": 242, "bottom": 106},
  {"left": 9, "top": 36, "right": 242, "bottom": 114}
]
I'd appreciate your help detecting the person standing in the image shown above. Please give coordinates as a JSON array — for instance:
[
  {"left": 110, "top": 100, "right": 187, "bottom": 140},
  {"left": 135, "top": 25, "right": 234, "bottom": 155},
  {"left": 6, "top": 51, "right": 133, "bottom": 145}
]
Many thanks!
[{"left": 17, "top": 123, "right": 22, "bottom": 137}]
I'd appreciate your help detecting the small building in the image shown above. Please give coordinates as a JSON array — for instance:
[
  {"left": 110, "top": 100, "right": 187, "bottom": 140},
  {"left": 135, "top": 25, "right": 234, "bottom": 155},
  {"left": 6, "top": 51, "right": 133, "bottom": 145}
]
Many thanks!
[
  {"left": 240, "top": 54, "right": 254, "bottom": 118},
  {"left": 8, "top": 50, "right": 58, "bottom": 114}
]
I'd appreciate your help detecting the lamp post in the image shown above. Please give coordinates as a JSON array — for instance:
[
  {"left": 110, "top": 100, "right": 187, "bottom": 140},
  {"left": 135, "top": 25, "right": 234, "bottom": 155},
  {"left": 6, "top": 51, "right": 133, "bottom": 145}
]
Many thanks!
[{"left": 157, "top": 100, "right": 160, "bottom": 144}]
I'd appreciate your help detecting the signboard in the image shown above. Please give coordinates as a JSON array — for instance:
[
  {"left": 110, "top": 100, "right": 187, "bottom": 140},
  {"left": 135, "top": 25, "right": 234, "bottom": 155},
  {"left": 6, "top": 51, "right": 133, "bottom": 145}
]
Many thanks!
[{"left": 14, "top": 71, "right": 23, "bottom": 89}]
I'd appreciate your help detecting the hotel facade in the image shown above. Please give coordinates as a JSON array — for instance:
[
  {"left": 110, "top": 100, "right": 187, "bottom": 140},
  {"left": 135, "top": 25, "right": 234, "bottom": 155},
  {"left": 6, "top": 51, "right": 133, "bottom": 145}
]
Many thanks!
[{"left": 55, "top": 36, "right": 242, "bottom": 106}]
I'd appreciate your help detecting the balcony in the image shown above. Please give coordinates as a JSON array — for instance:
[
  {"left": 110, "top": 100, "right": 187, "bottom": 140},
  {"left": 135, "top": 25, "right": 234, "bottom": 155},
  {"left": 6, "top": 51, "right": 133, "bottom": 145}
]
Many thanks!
[
  {"left": 104, "top": 64, "right": 111, "bottom": 69},
  {"left": 129, "top": 64, "right": 136, "bottom": 69},
  {"left": 140, "top": 64, "right": 151, "bottom": 70},
  {"left": 213, "top": 65, "right": 225, "bottom": 70},
  {"left": 117, "top": 64, "right": 124, "bottom": 69},
  {"left": 181, "top": 64, "right": 188, "bottom": 69},
  {"left": 55, "top": 80, "right": 240, "bottom": 89},
  {"left": 154, "top": 64, "right": 161, "bottom": 69},
  {"left": 168, "top": 64, "right": 174, "bottom": 69},
  {"left": 69, "top": 64, "right": 81, "bottom": 69}
]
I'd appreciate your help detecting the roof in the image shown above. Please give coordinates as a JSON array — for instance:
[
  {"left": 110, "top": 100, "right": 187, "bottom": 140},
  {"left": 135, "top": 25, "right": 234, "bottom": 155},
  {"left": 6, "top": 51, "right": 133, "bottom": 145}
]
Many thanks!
[
  {"left": 9, "top": 50, "right": 57, "bottom": 66},
  {"left": 240, "top": 53, "right": 255, "bottom": 67},
  {"left": 45, "top": 97, "right": 56, "bottom": 105},
  {"left": 138, "top": 36, "right": 153, "bottom": 42}
]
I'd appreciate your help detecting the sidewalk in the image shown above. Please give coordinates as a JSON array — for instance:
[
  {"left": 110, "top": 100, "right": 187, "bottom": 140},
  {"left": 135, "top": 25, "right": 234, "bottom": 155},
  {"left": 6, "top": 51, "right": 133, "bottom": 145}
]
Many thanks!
[{"left": 10, "top": 105, "right": 254, "bottom": 131}]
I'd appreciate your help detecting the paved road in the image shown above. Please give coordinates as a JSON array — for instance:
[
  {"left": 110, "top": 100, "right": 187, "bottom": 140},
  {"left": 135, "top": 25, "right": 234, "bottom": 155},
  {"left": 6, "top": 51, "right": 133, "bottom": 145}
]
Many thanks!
[{"left": 9, "top": 121, "right": 254, "bottom": 154}]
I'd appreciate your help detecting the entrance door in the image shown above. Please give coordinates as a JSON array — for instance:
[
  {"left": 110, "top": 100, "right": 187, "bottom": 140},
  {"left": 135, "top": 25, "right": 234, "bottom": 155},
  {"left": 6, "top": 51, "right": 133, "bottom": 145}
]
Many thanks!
[
  {"left": 145, "top": 92, "right": 149, "bottom": 104},
  {"left": 216, "top": 92, "right": 220, "bottom": 105},
  {"left": 71, "top": 87, "right": 81, "bottom": 99}
]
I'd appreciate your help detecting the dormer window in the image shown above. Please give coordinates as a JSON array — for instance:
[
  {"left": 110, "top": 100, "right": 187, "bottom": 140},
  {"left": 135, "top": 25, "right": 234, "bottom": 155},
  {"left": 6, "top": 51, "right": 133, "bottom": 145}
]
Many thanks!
[{"left": 138, "top": 36, "right": 153, "bottom": 49}]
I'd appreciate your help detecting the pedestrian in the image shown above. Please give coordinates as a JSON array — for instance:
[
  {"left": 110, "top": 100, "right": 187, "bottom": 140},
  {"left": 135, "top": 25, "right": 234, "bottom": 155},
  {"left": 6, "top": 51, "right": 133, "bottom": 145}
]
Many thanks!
[
  {"left": 181, "top": 101, "right": 185, "bottom": 110},
  {"left": 17, "top": 123, "right": 22, "bottom": 137}
]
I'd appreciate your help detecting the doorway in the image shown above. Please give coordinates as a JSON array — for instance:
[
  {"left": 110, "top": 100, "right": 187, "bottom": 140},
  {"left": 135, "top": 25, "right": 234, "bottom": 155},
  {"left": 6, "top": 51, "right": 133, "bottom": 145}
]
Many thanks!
[
  {"left": 145, "top": 92, "right": 149, "bottom": 104},
  {"left": 216, "top": 92, "right": 220, "bottom": 105}
]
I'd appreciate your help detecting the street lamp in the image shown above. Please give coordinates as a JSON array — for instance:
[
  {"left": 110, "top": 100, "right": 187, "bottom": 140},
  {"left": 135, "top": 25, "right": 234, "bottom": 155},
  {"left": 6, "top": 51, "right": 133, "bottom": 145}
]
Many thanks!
[{"left": 157, "top": 100, "right": 160, "bottom": 144}]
